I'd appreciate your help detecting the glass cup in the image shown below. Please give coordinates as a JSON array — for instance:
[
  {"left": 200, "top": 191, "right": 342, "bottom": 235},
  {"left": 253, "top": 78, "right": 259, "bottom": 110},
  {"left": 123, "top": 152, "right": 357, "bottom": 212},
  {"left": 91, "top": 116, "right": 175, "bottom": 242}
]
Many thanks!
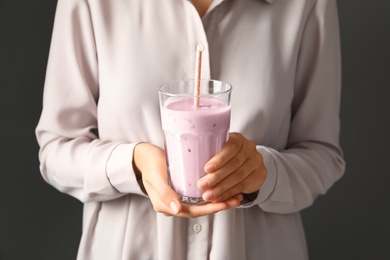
[{"left": 159, "top": 79, "right": 232, "bottom": 205}]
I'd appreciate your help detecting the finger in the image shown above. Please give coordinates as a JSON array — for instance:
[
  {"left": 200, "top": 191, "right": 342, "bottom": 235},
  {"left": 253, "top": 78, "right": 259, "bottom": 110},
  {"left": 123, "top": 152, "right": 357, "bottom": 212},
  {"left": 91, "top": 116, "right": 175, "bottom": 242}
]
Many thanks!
[
  {"left": 204, "top": 133, "right": 244, "bottom": 174},
  {"left": 200, "top": 142, "right": 260, "bottom": 194},
  {"left": 143, "top": 171, "right": 183, "bottom": 215},
  {"left": 200, "top": 134, "right": 252, "bottom": 190},
  {"left": 148, "top": 186, "right": 183, "bottom": 215},
  {"left": 204, "top": 149, "right": 266, "bottom": 202},
  {"left": 201, "top": 160, "right": 254, "bottom": 202},
  {"left": 177, "top": 198, "right": 241, "bottom": 218},
  {"left": 231, "top": 193, "right": 244, "bottom": 202},
  {"left": 214, "top": 169, "right": 265, "bottom": 202},
  {"left": 199, "top": 152, "right": 251, "bottom": 190}
]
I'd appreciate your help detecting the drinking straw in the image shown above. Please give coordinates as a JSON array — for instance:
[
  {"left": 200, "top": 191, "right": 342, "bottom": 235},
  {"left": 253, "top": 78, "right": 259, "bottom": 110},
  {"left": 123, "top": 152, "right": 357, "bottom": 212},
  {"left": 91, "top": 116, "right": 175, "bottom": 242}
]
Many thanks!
[{"left": 194, "top": 44, "right": 203, "bottom": 107}]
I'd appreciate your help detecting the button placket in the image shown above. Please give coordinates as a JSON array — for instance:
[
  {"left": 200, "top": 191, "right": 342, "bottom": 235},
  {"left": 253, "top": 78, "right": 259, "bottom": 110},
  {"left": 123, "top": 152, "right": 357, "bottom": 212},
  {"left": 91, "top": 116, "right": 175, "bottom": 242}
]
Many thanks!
[{"left": 186, "top": 216, "right": 210, "bottom": 259}]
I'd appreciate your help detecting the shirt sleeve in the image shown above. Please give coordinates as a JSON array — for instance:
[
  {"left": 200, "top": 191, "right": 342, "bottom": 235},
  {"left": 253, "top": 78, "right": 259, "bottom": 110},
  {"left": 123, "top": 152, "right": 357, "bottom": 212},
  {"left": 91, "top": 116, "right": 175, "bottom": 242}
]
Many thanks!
[
  {"left": 35, "top": 0, "right": 146, "bottom": 203},
  {"left": 241, "top": 0, "right": 346, "bottom": 213}
]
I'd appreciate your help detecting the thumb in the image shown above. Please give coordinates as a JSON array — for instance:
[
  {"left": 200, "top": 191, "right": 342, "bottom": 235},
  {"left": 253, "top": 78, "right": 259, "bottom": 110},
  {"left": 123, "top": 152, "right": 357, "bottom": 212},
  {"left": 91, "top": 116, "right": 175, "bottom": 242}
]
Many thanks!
[
  {"left": 157, "top": 178, "right": 182, "bottom": 215},
  {"left": 169, "top": 198, "right": 181, "bottom": 215},
  {"left": 144, "top": 170, "right": 182, "bottom": 215},
  {"left": 134, "top": 143, "right": 182, "bottom": 215}
]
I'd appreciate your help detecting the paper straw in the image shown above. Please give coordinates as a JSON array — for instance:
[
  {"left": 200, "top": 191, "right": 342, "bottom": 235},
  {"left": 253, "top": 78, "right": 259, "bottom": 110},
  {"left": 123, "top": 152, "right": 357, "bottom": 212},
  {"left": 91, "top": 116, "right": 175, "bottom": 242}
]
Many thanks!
[{"left": 194, "top": 44, "right": 203, "bottom": 107}]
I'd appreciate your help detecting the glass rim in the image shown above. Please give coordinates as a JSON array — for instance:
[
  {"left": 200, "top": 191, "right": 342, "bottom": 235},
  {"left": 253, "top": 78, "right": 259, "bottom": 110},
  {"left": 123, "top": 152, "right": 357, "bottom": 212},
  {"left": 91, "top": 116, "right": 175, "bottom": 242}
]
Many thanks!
[{"left": 159, "top": 79, "right": 232, "bottom": 97}]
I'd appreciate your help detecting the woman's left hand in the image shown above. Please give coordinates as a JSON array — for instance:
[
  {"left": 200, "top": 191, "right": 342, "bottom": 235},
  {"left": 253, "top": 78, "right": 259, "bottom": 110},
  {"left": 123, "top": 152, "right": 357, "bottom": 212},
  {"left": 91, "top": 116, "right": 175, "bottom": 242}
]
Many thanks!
[{"left": 197, "top": 132, "right": 267, "bottom": 203}]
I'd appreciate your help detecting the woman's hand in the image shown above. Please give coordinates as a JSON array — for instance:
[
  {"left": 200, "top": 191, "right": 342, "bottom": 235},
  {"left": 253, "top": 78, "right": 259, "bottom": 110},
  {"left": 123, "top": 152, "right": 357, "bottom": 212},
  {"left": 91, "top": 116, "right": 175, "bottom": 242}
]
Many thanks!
[
  {"left": 133, "top": 142, "right": 242, "bottom": 218},
  {"left": 197, "top": 132, "right": 267, "bottom": 203}
]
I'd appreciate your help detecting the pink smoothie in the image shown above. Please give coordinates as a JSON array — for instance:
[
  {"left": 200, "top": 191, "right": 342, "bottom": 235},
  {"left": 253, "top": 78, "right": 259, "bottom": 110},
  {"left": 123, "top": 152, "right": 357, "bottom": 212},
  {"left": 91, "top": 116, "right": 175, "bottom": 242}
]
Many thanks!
[{"left": 161, "top": 98, "right": 231, "bottom": 203}]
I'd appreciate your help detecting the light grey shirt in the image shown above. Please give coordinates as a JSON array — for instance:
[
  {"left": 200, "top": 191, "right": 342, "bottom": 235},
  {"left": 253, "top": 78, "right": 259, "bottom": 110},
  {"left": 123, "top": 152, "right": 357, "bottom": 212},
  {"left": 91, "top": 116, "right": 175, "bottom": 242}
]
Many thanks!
[{"left": 36, "top": 0, "right": 345, "bottom": 259}]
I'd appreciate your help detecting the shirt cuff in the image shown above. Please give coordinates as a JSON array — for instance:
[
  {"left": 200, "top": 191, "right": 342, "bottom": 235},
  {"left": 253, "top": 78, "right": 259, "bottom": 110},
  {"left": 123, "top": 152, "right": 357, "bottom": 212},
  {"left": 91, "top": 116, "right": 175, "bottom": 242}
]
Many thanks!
[
  {"left": 240, "top": 146, "right": 277, "bottom": 208},
  {"left": 106, "top": 143, "right": 147, "bottom": 197}
]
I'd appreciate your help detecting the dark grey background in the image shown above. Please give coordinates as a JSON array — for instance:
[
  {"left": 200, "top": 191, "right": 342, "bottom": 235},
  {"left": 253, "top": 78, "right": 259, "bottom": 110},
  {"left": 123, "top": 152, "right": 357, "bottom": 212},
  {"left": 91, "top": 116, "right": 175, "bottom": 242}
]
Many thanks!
[{"left": 0, "top": 0, "right": 389, "bottom": 259}]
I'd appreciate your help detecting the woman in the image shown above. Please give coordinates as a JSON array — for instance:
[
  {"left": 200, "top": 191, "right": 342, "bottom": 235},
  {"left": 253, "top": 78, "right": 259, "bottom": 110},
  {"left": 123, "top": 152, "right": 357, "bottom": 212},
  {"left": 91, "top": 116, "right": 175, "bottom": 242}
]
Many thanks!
[{"left": 36, "top": 0, "right": 345, "bottom": 259}]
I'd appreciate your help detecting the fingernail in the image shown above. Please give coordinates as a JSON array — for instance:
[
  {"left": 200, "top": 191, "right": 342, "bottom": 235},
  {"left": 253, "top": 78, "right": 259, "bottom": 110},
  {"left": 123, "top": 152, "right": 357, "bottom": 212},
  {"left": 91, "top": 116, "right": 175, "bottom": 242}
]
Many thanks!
[
  {"left": 204, "top": 163, "right": 216, "bottom": 173},
  {"left": 170, "top": 201, "right": 179, "bottom": 214},
  {"left": 203, "top": 190, "right": 214, "bottom": 201},
  {"left": 198, "top": 179, "right": 209, "bottom": 190}
]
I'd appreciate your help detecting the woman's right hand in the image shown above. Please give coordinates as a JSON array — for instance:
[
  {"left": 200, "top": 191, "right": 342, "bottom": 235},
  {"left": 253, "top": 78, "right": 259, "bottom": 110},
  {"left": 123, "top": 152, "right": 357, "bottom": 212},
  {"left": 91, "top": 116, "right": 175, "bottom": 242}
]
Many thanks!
[{"left": 133, "top": 142, "right": 242, "bottom": 218}]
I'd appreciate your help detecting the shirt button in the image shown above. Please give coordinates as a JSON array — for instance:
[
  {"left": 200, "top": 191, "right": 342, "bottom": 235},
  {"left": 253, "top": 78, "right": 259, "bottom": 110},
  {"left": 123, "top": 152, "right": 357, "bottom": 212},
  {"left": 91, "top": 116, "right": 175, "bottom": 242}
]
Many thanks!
[{"left": 192, "top": 224, "right": 202, "bottom": 233}]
